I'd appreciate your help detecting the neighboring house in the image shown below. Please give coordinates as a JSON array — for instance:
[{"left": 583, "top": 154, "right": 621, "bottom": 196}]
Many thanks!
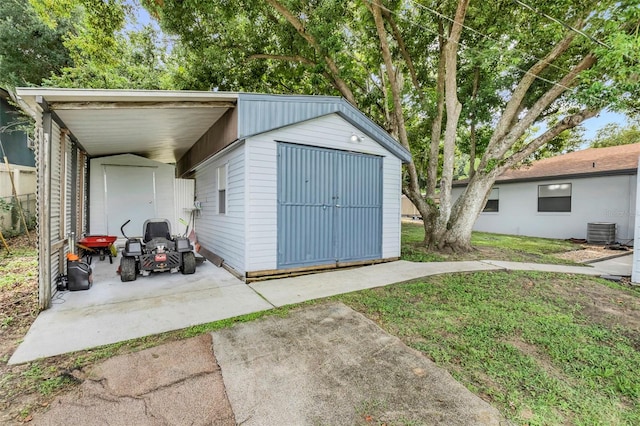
[
  {"left": 452, "top": 143, "right": 640, "bottom": 243},
  {"left": 16, "top": 88, "right": 411, "bottom": 309},
  {"left": 0, "top": 88, "right": 36, "bottom": 233}
]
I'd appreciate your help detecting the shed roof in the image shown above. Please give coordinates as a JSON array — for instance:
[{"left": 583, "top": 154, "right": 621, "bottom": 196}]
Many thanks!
[
  {"left": 15, "top": 88, "right": 410, "bottom": 164},
  {"left": 496, "top": 143, "right": 640, "bottom": 183}
]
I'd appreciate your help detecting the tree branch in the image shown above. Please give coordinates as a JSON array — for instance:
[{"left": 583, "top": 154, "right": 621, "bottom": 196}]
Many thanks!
[
  {"left": 426, "top": 17, "right": 446, "bottom": 200},
  {"left": 486, "top": 20, "right": 583, "bottom": 151},
  {"left": 247, "top": 53, "right": 316, "bottom": 66},
  {"left": 500, "top": 108, "right": 600, "bottom": 172},
  {"left": 381, "top": 10, "right": 421, "bottom": 96},
  {"left": 489, "top": 53, "right": 597, "bottom": 162},
  {"left": 437, "top": 0, "right": 469, "bottom": 235},
  {"left": 264, "top": 0, "right": 357, "bottom": 105}
]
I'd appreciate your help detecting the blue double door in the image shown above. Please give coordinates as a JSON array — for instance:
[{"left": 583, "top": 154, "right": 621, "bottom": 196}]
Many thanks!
[{"left": 277, "top": 143, "right": 382, "bottom": 268}]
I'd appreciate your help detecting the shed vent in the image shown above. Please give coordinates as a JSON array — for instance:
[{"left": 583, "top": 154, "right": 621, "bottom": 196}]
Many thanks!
[{"left": 587, "top": 222, "right": 616, "bottom": 245}]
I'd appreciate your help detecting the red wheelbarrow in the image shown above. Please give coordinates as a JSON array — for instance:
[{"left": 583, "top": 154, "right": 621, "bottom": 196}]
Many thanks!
[{"left": 77, "top": 235, "right": 117, "bottom": 264}]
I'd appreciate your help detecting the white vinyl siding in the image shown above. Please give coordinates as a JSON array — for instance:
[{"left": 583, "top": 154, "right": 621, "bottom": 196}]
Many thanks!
[
  {"left": 194, "top": 144, "right": 245, "bottom": 273},
  {"left": 245, "top": 113, "right": 402, "bottom": 272},
  {"left": 174, "top": 178, "right": 195, "bottom": 237},
  {"left": 381, "top": 156, "right": 402, "bottom": 259}
]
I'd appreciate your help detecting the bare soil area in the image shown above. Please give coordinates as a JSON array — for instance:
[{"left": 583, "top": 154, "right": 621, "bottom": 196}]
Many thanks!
[{"left": 554, "top": 243, "right": 632, "bottom": 263}]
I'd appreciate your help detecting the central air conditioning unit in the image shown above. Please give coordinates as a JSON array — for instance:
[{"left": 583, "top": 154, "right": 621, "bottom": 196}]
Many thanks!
[{"left": 587, "top": 222, "right": 616, "bottom": 245}]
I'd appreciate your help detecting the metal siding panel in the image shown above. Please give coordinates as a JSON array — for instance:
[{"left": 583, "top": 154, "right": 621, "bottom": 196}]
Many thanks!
[
  {"left": 335, "top": 152, "right": 382, "bottom": 261},
  {"left": 193, "top": 145, "right": 246, "bottom": 272},
  {"left": 65, "top": 134, "right": 73, "bottom": 238},
  {"left": 278, "top": 143, "right": 334, "bottom": 267},
  {"left": 277, "top": 143, "right": 382, "bottom": 268},
  {"left": 237, "top": 94, "right": 411, "bottom": 164},
  {"left": 240, "top": 98, "right": 336, "bottom": 139},
  {"left": 50, "top": 121, "right": 61, "bottom": 244}
]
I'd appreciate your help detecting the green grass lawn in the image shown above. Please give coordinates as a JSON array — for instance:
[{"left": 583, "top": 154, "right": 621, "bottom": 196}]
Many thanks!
[
  {"left": 4, "top": 229, "right": 638, "bottom": 424},
  {"left": 401, "top": 221, "right": 579, "bottom": 264},
  {"left": 337, "top": 271, "right": 640, "bottom": 425}
]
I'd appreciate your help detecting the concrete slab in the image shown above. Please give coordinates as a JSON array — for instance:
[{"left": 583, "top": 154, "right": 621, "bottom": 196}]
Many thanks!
[
  {"left": 249, "top": 260, "right": 501, "bottom": 307},
  {"left": 588, "top": 253, "right": 633, "bottom": 276},
  {"left": 212, "top": 302, "right": 505, "bottom": 425},
  {"left": 480, "top": 260, "right": 604, "bottom": 276},
  {"left": 9, "top": 261, "right": 272, "bottom": 364},
  {"left": 33, "top": 335, "right": 235, "bottom": 426}
]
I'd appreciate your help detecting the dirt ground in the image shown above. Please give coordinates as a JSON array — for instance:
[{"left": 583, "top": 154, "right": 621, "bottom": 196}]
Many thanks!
[
  {"left": 555, "top": 243, "right": 633, "bottom": 263},
  {"left": 0, "top": 236, "right": 637, "bottom": 424}
]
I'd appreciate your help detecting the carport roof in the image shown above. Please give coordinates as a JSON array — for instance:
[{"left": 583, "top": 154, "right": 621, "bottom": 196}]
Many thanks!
[
  {"left": 16, "top": 88, "right": 411, "bottom": 165},
  {"left": 17, "top": 88, "right": 238, "bottom": 164}
]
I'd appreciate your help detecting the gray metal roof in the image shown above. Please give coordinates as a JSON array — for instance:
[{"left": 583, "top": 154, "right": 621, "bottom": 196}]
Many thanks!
[
  {"left": 15, "top": 88, "right": 411, "bottom": 164},
  {"left": 238, "top": 93, "right": 411, "bottom": 163}
]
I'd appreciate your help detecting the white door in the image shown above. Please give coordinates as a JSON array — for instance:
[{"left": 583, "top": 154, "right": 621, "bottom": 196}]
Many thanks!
[{"left": 105, "top": 165, "right": 157, "bottom": 238}]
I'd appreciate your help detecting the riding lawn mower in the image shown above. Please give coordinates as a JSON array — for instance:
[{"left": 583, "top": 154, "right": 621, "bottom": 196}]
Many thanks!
[{"left": 119, "top": 219, "right": 196, "bottom": 282}]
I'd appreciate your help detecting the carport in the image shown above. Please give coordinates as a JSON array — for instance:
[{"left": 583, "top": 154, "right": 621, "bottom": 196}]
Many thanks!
[
  {"left": 17, "top": 88, "right": 239, "bottom": 310},
  {"left": 17, "top": 88, "right": 411, "bottom": 311}
]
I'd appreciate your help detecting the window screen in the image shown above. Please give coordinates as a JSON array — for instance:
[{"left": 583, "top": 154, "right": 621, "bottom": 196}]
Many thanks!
[
  {"left": 538, "top": 183, "right": 571, "bottom": 212},
  {"left": 482, "top": 188, "right": 499, "bottom": 212},
  {"left": 217, "top": 165, "right": 227, "bottom": 214}
]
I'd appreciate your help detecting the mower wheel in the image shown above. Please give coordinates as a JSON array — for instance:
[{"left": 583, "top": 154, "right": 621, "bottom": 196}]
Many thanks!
[
  {"left": 181, "top": 252, "right": 196, "bottom": 275},
  {"left": 120, "top": 257, "right": 137, "bottom": 282}
]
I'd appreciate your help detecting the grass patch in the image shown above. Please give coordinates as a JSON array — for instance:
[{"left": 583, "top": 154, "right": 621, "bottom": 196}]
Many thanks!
[
  {"left": 337, "top": 271, "right": 640, "bottom": 425},
  {"left": 0, "top": 252, "right": 38, "bottom": 289},
  {"left": 401, "top": 221, "right": 579, "bottom": 265}
]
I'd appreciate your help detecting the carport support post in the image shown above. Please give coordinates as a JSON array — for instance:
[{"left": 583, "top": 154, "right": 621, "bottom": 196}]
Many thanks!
[{"left": 38, "top": 107, "right": 53, "bottom": 309}]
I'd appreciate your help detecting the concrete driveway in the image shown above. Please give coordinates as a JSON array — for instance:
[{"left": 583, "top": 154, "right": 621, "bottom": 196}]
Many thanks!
[
  {"left": 34, "top": 302, "right": 507, "bottom": 425},
  {"left": 11, "top": 255, "right": 625, "bottom": 364}
]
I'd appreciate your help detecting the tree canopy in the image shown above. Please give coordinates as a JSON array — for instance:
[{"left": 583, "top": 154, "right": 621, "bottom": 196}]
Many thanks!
[
  {"left": 4, "top": 0, "right": 639, "bottom": 251},
  {"left": 144, "top": 0, "right": 640, "bottom": 250},
  {"left": 590, "top": 120, "right": 640, "bottom": 148},
  {"left": 0, "top": 0, "right": 74, "bottom": 88},
  {"left": 1, "top": 0, "right": 175, "bottom": 89}
]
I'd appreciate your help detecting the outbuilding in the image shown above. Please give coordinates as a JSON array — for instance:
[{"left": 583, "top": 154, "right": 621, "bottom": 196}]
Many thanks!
[{"left": 16, "top": 88, "right": 411, "bottom": 309}]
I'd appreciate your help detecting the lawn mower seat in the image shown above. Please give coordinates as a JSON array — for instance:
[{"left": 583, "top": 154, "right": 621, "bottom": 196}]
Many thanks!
[{"left": 143, "top": 219, "right": 172, "bottom": 243}]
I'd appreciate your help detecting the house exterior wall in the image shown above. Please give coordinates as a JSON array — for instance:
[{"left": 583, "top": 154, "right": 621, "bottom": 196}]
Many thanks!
[
  {"left": 0, "top": 95, "right": 35, "bottom": 167},
  {"left": 452, "top": 174, "right": 637, "bottom": 241},
  {"left": 89, "top": 154, "right": 176, "bottom": 236},
  {"left": 194, "top": 143, "right": 246, "bottom": 273},
  {"left": 244, "top": 113, "right": 402, "bottom": 273}
]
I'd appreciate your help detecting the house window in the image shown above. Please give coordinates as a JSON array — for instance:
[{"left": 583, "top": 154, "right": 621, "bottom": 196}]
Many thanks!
[
  {"left": 483, "top": 188, "right": 499, "bottom": 212},
  {"left": 538, "top": 183, "right": 571, "bottom": 212},
  {"left": 217, "top": 164, "right": 227, "bottom": 214}
]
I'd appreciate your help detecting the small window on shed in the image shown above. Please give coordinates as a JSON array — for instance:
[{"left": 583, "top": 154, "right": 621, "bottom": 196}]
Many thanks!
[
  {"left": 217, "top": 164, "right": 227, "bottom": 214},
  {"left": 538, "top": 183, "right": 571, "bottom": 212},
  {"left": 483, "top": 188, "right": 499, "bottom": 212}
]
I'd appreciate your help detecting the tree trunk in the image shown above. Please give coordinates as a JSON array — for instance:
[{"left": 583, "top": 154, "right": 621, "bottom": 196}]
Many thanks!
[
  {"left": 468, "top": 66, "right": 480, "bottom": 179},
  {"left": 439, "top": 170, "right": 496, "bottom": 251},
  {"left": 434, "top": 0, "right": 469, "bottom": 244}
]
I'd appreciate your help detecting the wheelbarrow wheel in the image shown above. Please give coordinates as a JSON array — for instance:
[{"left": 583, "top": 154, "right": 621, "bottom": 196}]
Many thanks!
[
  {"left": 120, "top": 257, "right": 137, "bottom": 282},
  {"left": 181, "top": 252, "right": 196, "bottom": 275}
]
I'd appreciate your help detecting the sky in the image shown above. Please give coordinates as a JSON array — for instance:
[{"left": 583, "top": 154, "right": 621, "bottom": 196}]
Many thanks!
[{"left": 581, "top": 110, "right": 628, "bottom": 141}]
